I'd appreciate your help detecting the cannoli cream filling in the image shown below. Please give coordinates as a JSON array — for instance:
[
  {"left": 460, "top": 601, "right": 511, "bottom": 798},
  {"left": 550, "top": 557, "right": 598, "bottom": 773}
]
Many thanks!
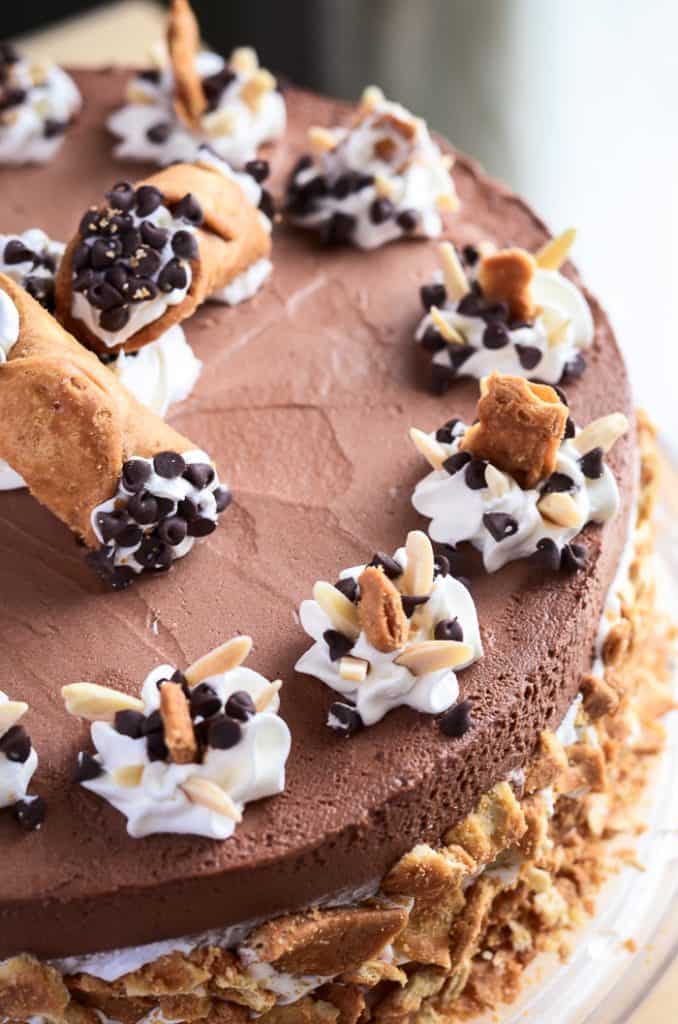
[
  {"left": 0, "top": 57, "right": 81, "bottom": 165},
  {"left": 0, "top": 290, "right": 24, "bottom": 490},
  {"left": 109, "top": 324, "right": 202, "bottom": 417}
]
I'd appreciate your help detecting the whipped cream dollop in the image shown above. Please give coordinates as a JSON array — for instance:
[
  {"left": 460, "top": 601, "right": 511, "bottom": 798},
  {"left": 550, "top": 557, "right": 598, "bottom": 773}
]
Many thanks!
[
  {"left": 416, "top": 243, "right": 594, "bottom": 391},
  {"left": 0, "top": 690, "right": 44, "bottom": 830},
  {"left": 108, "top": 48, "right": 285, "bottom": 170},
  {"left": 411, "top": 416, "right": 622, "bottom": 573},
  {"left": 73, "top": 662, "right": 291, "bottom": 839},
  {"left": 89, "top": 448, "right": 231, "bottom": 589},
  {"left": 0, "top": 45, "right": 80, "bottom": 164},
  {"left": 0, "top": 228, "right": 64, "bottom": 312},
  {"left": 108, "top": 324, "right": 202, "bottom": 417},
  {"left": 296, "top": 537, "right": 482, "bottom": 730},
  {"left": 286, "top": 86, "right": 458, "bottom": 250}
]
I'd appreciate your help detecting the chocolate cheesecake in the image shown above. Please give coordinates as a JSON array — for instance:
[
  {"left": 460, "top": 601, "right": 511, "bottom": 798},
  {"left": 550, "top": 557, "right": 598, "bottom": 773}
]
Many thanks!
[{"left": 0, "top": 64, "right": 673, "bottom": 1024}]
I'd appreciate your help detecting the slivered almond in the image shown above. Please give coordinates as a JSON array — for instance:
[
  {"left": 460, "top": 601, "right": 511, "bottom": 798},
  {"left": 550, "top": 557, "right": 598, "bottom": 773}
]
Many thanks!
[
  {"left": 374, "top": 173, "right": 396, "bottom": 199},
  {"left": 402, "top": 531, "right": 434, "bottom": 597},
  {"left": 572, "top": 413, "right": 629, "bottom": 456},
  {"left": 230, "top": 46, "right": 258, "bottom": 73},
  {"left": 308, "top": 126, "right": 337, "bottom": 153},
  {"left": 184, "top": 636, "right": 253, "bottom": 687},
  {"left": 546, "top": 317, "right": 571, "bottom": 348},
  {"left": 159, "top": 682, "right": 197, "bottom": 765},
  {"left": 182, "top": 777, "right": 242, "bottom": 821},
  {"left": 113, "top": 765, "right": 144, "bottom": 787},
  {"left": 240, "top": 68, "right": 276, "bottom": 113},
  {"left": 535, "top": 228, "right": 577, "bottom": 271},
  {"left": 395, "top": 640, "right": 473, "bottom": 675},
  {"left": 538, "top": 492, "right": 583, "bottom": 529},
  {"left": 0, "top": 701, "right": 28, "bottom": 737},
  {"left": 360, "top": 84, "right": 385, "bottom": 111},
  {"left": 126, "top": 85, "right": 157, "bottom": 105},
  {"left": 339, "top": 657, "right": 369, "bottom": 683},
  {"left": 358, "top": 567, "right": 408, "bottom": 653},
  {"left": 437, "top": 191, "right": 460, "bottom": 212},
  {"left": 204, "top": 109, "right": 236, "bottom": 137},
  {"left": 255, "top": 679, "right": 283, "bottom": 712},
  {"left": 484, "top": 464, "right": 510, "bottom": 499},
  {"left": 429, "top": 306, "right": 465, "bottom": 344},
  {"left": 61, "top": 683, "right": 144, "bottom": 722},
  {"left": 438, "top": 241, "right": 469, "bottom": 303},
  {"left": 313, "top": 581, "right": 361, "bottom": 638},
  {"left": 409, "top": 427, "right": 448, "bottom": 471}
]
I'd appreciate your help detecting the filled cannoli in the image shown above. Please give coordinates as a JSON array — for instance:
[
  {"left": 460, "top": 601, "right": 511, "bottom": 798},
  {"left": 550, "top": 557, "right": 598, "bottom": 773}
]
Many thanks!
[
  {"left": 55, "top": 157, "right": 271, "bottom": 355},
  {"left": 0, "top": 274, "right": 230, "bottom": 589}
]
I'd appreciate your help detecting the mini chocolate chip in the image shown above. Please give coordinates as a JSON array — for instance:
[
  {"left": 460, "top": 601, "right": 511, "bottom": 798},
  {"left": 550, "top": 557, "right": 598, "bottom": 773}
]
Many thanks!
[
  {"left": 396, "top": 209, "right": 419, "bottom": 232},
  {"left": 88, "top": 280, "right": 124, "bottom": 311},
  {"left": 225, "top": 691, "right": 256, "bottom": 722},
  {"left": 433, "top": 554, "right": 450, "bottom": 577},
  {"left": 420, "top": 325, "right": 445, "bottom": 352},
  {"left": 515, "top": 344, "right": 542, "bottom": 370},
  {"left": 171, "top": 229, "right": 198, "bottom": 260},
  {"left": 146, "top": 730, "right": 168, "bottom": 761},
  {"left": 99, "top": 306, "right": 130, "bottom": 332},
  {"left": 158, "top": 516, "right": 188, "bottom": 547},
  {"left": 420, "top": 282, "right": 447, "bottom": 312},
  {"left": 457, "top": 292, "right": 484, "bottom": 317},
  {"left": 435, "top": 618, "right": 464, "bottom": 642},
  {"left": 213, "top": 487, "right": 232, "bottom": 514},
  {"left": 156, "top": 497, "right": 175, "bottom": 519},
  {"left": 0, "top": 725, "right": 31, "bottom": 763},
  {"left": 135, "top": 185, "right": 164, "bottom": 217},
  {"left": 72, "top": 242, "right": 91, "bottom": 272},
  {"left": 401, "top": 594, "right": 429, "bottom": 617},
  {"left": 443, "top": 451, "right": 471, "bottom": 476},
  {"left": 73, "top": 751, "right": 103, "bottom": 782},
  {"left": 552, "top": 384, "right": 569, "bottom": 406},
  {"left": 482, "top": 301, "right": 509, "bottom": 323},
  {"left": 127, "top": 492, "right": 159, "bottom": 525},
  {"left": 564, "top": 416, "right": 576, "bottom": 440},
  {"left": 73, "top": 269, "right": 97, "bottom": 292},
  {"left": 158, "top": 257, "right": 188, "bottom": 292},
  {"left": 115, "top": 522, "right": 142, "bottom": 548},
  {"left": 24, "top": 276, "right": 54, "bottom": 310},
  {"left": 0, "top": 43, "right": 20, "bottom": 64},
  {"left": 190, "top": 683, "right": 222, "bottom": 720},
  {"left": 561, "top": 542, "right": 587, "bottom": 572},
  {"left": 580, "top": 447, "right": 604, "bottom": 479},
  {"left": 541, "top": 472, "right": 574, "bottom": 495},
  {"left": 122, "top": 458, "right": 151, "bottom": 492},
  {"left": 135, "top": 537, "right": 172, "bottom": 571},
  {"left": 3, "top": 239, "right": 35, "bottom": 264},
  {"left": 465, "top": 458, "right": 488, "bottom": 490},
  {"left": 483, "top": 512, "right": 519, "bottom": 542},
  {"left": 259, "top": 189, "right": 275, "bottom": 219},
  {"left": 323, "top": 629, "right": 354, "bottom": 661},
  {"left": 430, "top": 362, "right": 453, "bottom": 394},
  {"left": 146, "top": 121, "right": 172, "bottom": 144},
  {"left": 187, "top": 516, "right": 217, "bottom": 537},
  {"left": 105, "top": 264, "right": 130, "bottom": 293},
  {"left": 334, "top": 576, "right": 359, "bottom": 603},
  {"left": 529, "top": 537, "right": 561, "bottom": 572},
  {"left": 183, "top": 463, "right": 215, "bottom": 489},
  {"left": 439, "top": 699, "right": 473, "bottom": 738},
  {"left": 86, "top": 549, "right": 136, "bottom": 590},
  {"left": 462, "top": 244, "right": 479, "bottom": 265},
  {"left": 142, "top": 709, "right": 163, "bottom": 734},
  {"left": 561, "top": 353, "right": 587, "bottom": 383},
  {"left": 114, "top": 709, "right": 145, "bottom": 738},
  {"left": 138, "top": 67, "right": 161, "bottom": 83},
  {"left": 105, "top": 182, "right": 136, "bottom": 212},
  {"left": 134, "top": 247, "right": 161, "bottom": 277},
  {"left": 178, "top": 497, "right": 197, "bottom": 521},
  {"left": 483, "top": 321, "right": 509, "bottom": 349},
  {"left": 13, "top": 796, "right": 46, "bottom": 832},
  {"left": 292, "top": 154, "right": 313, "bottom": 175},
  {"left": 79, "top": 208, "right": 101, "bottom": 236},
  {"left": 245, "top": 159, "right": 270, "bottom": 183},
  {"left": 153, "top": 451, "right": 186, "bottom": 478},
  {"left": 171, "top": 668, "right": 189, "bottom": 686},
  {"left": 321, "top": 211, "right": 355, "bottom": 246},
  {"left": 327, "top": 702, "right": 363, "bottom": 736},
  {"left": 174, "top": 193, "right": 204, "bottom": 225},
  {"left": 0, "top": 87, "right": 26, "bottom": 110},
  {"left": 370, "top": 197, "right": 395, "bottom": 224},
  {"left": 208, "top": 715, "right": 242, "bottom": 749},
  {"left": 140, "top": 220, "right": 169, "bottom": 250},
  {"left": 435, "top": 419, "right": 461, "bottom": 444},
  {"left": 90, "top": 237, "right": 122, "bottom": 270},
  {"left": 369, "top": 552, "right": 402, "bottom": 579},
  {"left": 120, "top": 226, "right": 142, "bottom": 257},
  {"left": 448, "top": 344, "right": 475, "bottom": 372}
]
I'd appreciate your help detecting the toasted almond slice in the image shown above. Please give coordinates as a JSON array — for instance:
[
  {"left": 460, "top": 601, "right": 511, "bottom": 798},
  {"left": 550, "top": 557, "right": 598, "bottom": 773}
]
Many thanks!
[
  {"left": 438, "top": 242, "right": 469, "bottom": 303},
  {"left": 429, "top": 306, "right": 465, "bottom": 345},
  {"left": 437, "top": 191, "right": 460, "bottom": 213},
  {"left": 538, "top": 492, "right": 583, "bottom": 529},
  {"left": 113, "top": 765, "right": 144, "bottom": 788},
  {"left": 535, "top": 228, "right": 577, "bottom": 271},
  {"left": 182, "top": 777, "right": 242, "bottom": 822},
  {"left": 361, "top": 84, "right": 385, "bottom": 111},
  {"left": 29, "top": 62, "right": 49, "bottom": 86},
  {"left": 255, "top": 679, "right": 283, "bottom": 713},
  {"left": 484, "top": 464, "right": 510, "bottom": 499},
  {"left": 546, "top": 316, "right": 571, "bottom": 349},
  {"left": 126, "top": 85, "right": 157, "bottom": 106},
  {"left": 395, "top": 640, "right": 473, "bottom": 675},
  {"left": 313, "top": 581, "right": 361, "bottom": 638},
  {"left": 230, "top": 46, "right": 259, "bottom": 73},
  {"left": 309, "top": 126, "right": 337, "bottom": 153},
  {"left": 204, "top": 108, "right": 236, "bottom": 137},
  {"left": 0, "top": 701, "right": 28, "bottom": 737},
  {"left": 61, "top": 683, "right": 144, "bottom": 722},
  {"left": 409, "top": 427, "right": 448, "bottom": 471},
  {"left": 402, "top": 531, "right": 434, "bottom": 597},
  {"left": 241, "top": 68, "right": 276, "bottom": 112},
  {"left": 572, "top": 413, "right": 629, "bottom": 456},
  {"left": 374, "top": 173, "right": 396, "bottom": 199},
  {"left": 160, "top": 682, "right": 197, "bottom": 765},
  {"left": 339, "top": 656, "right": 369, "bottom": 683},
  {"left": 184, "top": 636, "right": 253, "bottom": 687}
]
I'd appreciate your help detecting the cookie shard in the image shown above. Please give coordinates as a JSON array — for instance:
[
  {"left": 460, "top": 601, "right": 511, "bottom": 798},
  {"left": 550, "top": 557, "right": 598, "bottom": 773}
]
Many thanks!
[
  {"left": 477, "top": 246, "right": 537, "bottom": 322},
  {"left": 357, "top": 566, "right": 409, "bottom": 653}
]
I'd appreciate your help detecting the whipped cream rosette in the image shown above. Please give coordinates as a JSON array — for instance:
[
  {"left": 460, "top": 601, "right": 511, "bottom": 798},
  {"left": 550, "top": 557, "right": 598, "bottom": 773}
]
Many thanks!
[
  {"left": 0, "top": 691, "right": 44, "bottom": 830},
  {"left": 0, "top": 43, "right": 80, "bottom": 165},
  {"left": 63, "top": 636, "right": 291, "bottom": 839},
  {"left": 296, "top": 530, "right": 483, "bottom": 734},
  {"left": 411, "top": 374, "right": 627, "bottom": 573},
  {"left": 416, "top": 231, "right": 594, "bottom": 393},
  {"left": 0, "top": 228, "right": 64, "bottom": 312},
  {"left": 0, "top": 275, "right": 231, "bottom": 589},
  {"left": 285, "top": 85, "right": 459, "bottom": 249},
  {"left": 108, "top": 0, "right": 285, "bottom": 172}
]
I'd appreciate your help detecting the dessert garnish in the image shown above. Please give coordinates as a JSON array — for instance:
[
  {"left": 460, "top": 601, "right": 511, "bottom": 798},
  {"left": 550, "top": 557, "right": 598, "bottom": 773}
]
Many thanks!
[
  {"left": 108, "top": 0, "right": 285, "bottom": 170},
  {"left": 0, "top": 42, "right": 80, "bottom": 164},
  {"left": 0, "top": 228, "right": 64, "bottom": 312},
  {"left": 0, "top": 274, "right": 231, "bottom": 589},
  {"left": 295, "top": 530, "right": 482, "bottom": 732},
  {"left": 285, "top": 85, "right": 459, "bottom": 249},
  {"left": 62, "top": 635, "right": 290, "bottom": 839},
  {"left": 416, "top": 230, "right": 594, "bottom": 393},
  {"left": 55, "top": 159, "right": 272, "bottom": 356},
  {"left": 411, "top": 373, "right": 627, "bottom": 572},
  {"left": 0, "top": 691, "right": 44, "bottom": 831}
]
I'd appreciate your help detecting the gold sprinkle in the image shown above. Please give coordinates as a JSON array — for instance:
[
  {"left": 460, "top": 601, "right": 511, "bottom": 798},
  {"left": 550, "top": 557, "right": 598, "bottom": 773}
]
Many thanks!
[
  {"left": 535, "top": 228, "right": 577, "bottom": 271},
  {"left": 184, "top": 636, "right": 253, "bottom": 687}
]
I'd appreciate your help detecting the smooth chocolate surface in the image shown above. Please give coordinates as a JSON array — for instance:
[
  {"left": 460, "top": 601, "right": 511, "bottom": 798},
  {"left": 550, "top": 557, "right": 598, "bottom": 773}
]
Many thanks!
[{"left": 0, "top": 71, "right": 634, "bottom": 957}]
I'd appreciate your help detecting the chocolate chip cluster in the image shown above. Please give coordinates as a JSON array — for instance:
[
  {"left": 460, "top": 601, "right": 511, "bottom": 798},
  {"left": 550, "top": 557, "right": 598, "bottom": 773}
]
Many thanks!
[
  {"left": 87, "top": 449, "right": 231, "bottom": 590},
  {"left": 1, "top": 236, "right": 59, "bottom": 311},
  {"left": 73, "top": 183, "right": 204, "bottom": 334},
  {"left": 0, "top": 723, "right": 46, "bottom": 830},
  {"left": 0, "top": 44, "right": 69, "bottom": 140}
]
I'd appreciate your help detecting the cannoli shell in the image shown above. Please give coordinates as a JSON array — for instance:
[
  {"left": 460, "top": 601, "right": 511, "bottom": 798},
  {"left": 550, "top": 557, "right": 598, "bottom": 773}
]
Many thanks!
[
  {"left": 55, "top": 163, "right": 271, "bottom": 355},
  {"left": 167, "top": 0, "right": 207, "bottom": 129},
  {"left": 0, "top": 274, "right": 195, "bottom": 547}
]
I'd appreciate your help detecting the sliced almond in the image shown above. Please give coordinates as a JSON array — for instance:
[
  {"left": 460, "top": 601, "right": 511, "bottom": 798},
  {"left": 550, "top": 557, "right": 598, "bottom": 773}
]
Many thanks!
[
  {"left": 437, "top": 191, "right": 460, "bottom": 213},
  {"left": 374, "top": 173, "right": 396, "bottom": 199},
  {"left": 182, "top": 777, "right": 242, "bottom": 822},
  {"left": 571, "top": 413, "right": 629, "bottom": 456},
  {"left": 126, "top": 85, "right": 157, "bottom": 106},
  {"left": 339, "top": 656, "right": 369, "bottom": 683},
  {"left": 308, "top": 126, "right": 337, "bottom": 153},
  {"left": 429, "top": 306, "right": 465, "bottom": 345},
  {"left": 401, "top": 530, "right": 434, "bottom": 598},
  {"left": 409, "top": 427, "right": 448, "bottom": 471},
  {"left": 240, "top": 68, "right": 276, "bottom": 113},
  {"left": 184, "top": 636, "right": 253, "bottom": 687},
  {"left": 395, "top": 640, "right": 473, "bottom": 675},
  {"left": 255, "top": 679, "right": 283, "bottom": 713},
  {"left": 61, "top": 683, "right": 144, "bottom": 722},
  {"left": 535, "top": 228, "right": 577, "bottom": 271},
  {"left": 438, "top": 242, "right": 469, "bottom": 303},
  {"left": 537, "top": 492, "right": 583, "bottom": 529},
  {"left": 484, "top": 464, "right": 510, "bottom": 499},
  {"left": 113, "top": 765, "right": 144, "bottom": 788},
  {"left": 360, "top": 84, "right": 385, "bottom": 112},
  {"left": 0, "top": 701, "right": 28, "bottom": 737},
  {"left": 204, "top": 108, "right": 236, "bottom": 137},
  {"left": 358, "top": 566, "right": 409, "bottom": 653},
  {"left": 230, "top": 46, "right": 259, "bottom": 74},
  {"left": 160, "top": 683, "right": 197, "bottom": 765},
  {"left": 313, "top": 581, "right": 361, "bottom": 638}
]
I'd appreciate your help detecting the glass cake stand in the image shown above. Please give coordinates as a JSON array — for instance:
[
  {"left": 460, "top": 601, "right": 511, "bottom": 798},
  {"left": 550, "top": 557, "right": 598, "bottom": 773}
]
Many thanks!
[{"left": 475, "top": 446, "right": 678, "bottom": 1024}]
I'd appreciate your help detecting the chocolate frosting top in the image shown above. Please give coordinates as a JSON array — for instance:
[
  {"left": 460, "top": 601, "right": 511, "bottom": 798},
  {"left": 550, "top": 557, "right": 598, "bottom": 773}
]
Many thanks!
[{"left": 0, "top": 71, "right": 634, "bottom": 958}]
